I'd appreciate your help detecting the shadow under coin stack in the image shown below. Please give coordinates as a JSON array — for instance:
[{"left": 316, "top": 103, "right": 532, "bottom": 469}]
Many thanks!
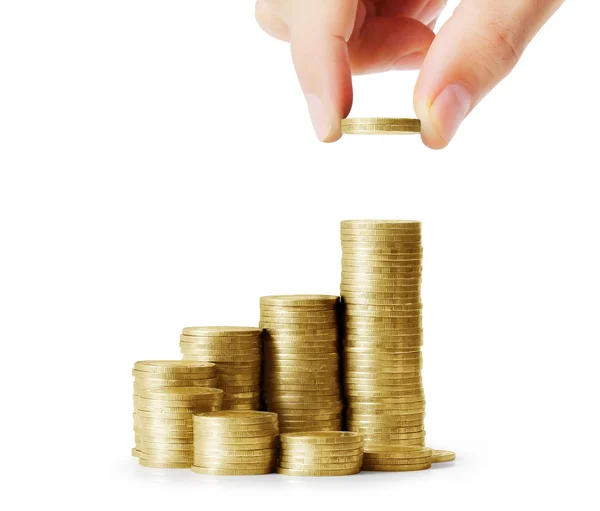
[
  {"left": 260, "top": 295, "right": 343, "bottom": 433},
  {"left": 277, "top": 432, "right": 363, "bottom": 477},
  {"left": 134, "top": 386, "right": 224, "bottom": 468},
  {"left": 192, "top": 411, "right": 279, "bottom": 475},
  {"left": 362, "top": 445, "right": 433, "bottom": 472},
  {"left": 340, "top": 220, "right": 427, "bottom": 458},
  {"left": 131, "top": 361, "right": 218, "bottom": 458},
  {"left": 180, "top": 327, "right": 262, "bottom": 410}
]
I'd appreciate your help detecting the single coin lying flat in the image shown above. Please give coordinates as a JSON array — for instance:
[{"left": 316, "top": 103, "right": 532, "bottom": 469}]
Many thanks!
[{"left": 341, "top": 117, "right": 421, "bottom": 135}]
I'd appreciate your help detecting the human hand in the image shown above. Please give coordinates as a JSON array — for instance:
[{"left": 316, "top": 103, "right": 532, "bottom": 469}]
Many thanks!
[{"left": 256, "top": 0, "right": 564, "bottom": 148}]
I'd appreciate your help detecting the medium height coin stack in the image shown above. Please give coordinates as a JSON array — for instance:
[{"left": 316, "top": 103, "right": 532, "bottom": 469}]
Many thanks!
[
  {"left": 340, "top": 220, "right": 426, "bottom": 451},
  {"left": 180, "top": 327, "right": 262, "bottom": 410},
  {"left": 131, "top": 361, "right": 218, "bottom": 459},
  {"left": 260, "top": 295, "right": 343, "bottom": 433}
]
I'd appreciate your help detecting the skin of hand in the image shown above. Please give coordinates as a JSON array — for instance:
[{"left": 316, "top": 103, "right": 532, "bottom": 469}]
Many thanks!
[{"left": 256, "top": 0, "right": 565, "bottom": 149}]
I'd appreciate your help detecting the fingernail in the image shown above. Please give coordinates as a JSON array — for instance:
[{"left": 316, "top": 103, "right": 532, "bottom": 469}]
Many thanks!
[
  {"left": 305, "top": 94, "right": 332, "bottom": 142},
  {"left": 429, "top": 83, "right": 471, "bottom": 144}
]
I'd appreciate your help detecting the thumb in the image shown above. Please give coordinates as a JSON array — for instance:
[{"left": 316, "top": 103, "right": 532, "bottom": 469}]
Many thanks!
[
  {"left": 290, "top": 0, "right": 360, "bottom": 142},
  {"left": 414, "top": 0, "right": 564, "bottom": 149}
]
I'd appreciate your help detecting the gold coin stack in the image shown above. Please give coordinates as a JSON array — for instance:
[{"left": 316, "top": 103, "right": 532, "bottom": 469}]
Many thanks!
[
  {"left": 340, "top": 220, "right": 427, "bottom": 453},
  {"left": 260, "top": 295, "right": 343, "bottom": 433},
  {"left": 180, "top": 326, "right": 262, "bottom": 410},
  {"left": 131, "top": 360, "right": 218, "bottom": 458},
  {"left": 192, "top": 411, "right": 279, "bottom": 475},
  {"left": 362, "top": 446, "right": 433, "bottom": 471},
  {"left": 135, "top": 386, "right": 224, "bottom": 468},
  {"left": 277, "top": 432, "right": 363, "bottom": 476}
]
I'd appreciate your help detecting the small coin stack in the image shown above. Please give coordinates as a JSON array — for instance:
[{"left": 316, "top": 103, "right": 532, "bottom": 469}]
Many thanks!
[
  {"left": 192, "top": 411, "right": 279, "bottom": 475},
  {"left": 134, "top": 386, "right": 224, "bottom": 468},
  {"left": 277, "top": 432, "right": 363, "bottom": 476},
  {"left": 340, "top": 220, "right": 427, "bottom": 455},
  {"left": 131, "top": 360, "right": 218, "bottom": 458},
  {"left": 180, "top": 327, "right": 262, "bottom": 410},
  {"left": 260, "top": 295, "right": 343, "bottom": 433},
  {"left": 362, "top": 446, "right": 433, "bottom": 472}
]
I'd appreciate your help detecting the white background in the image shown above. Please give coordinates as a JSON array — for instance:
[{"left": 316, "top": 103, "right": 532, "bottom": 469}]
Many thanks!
[{"left": 1, "top": 1, "right": 599, "bottom": 509}]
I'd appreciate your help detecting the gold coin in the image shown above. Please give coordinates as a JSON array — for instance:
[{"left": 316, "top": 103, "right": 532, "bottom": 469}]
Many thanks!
[
  {"left": 179, "top": 346, "right": 261, "bottom": 354},
  {"left": 193, "top": 460, "right": 274, "bottom": 470},
  {"left": 280, "top": 454, "right": 362, "bottom": 464},
  {"left": 347, "top": 412, "right": 425, "bottom": 421},
  {"left": 276, "top": 467, "right": 360, "bottom": 476},
  {"left": 138, "top": 459, "right": 191, "bottom": 469},
  {"left": 191, "top": 465, "right": 272, "bottom": 476},
  {"left": 280, "top": 431, "right": 361, "bottom": 445},
  {"left": 133, "top": 361, "right": 216, "bottom": 374},
  {"left": 278, "top": 460, "right": 360, "bottom": 471},
  {"left": 341, "top": 253, "right": 423, "bottom": 263},
  {"left": 342, "top": 297, "right": 421, "bottom": 306},
  {"left": 194, "top": 430, "right": 278, "bottom": 440},
  {"left": 132, "top": 370, "right": 217, "bottom": 382},
  {"left": 266, "top": 374, "right": 339, "bottom": 383},
  {"left": 341, "top": 117, "right": 421, "bottom": 129},
  {"left": 341, "top": 291, "right": 421, "bottom": 301},
  {"left": 282, "top": 443, "right": 364, "bottom": 455},
  {"left": 193, "top": 410, "right": 277, "bottom": 424},
  {"left": 135, "top": 387, "right": 224, "bottom": 400},
  {"left": 268, "top": 404, "right": 342, "bottom": 413},
  {"left": 192, "top": 424, "right": 277, "bottom": 435},
  {"left": 364, "top": 445, "right": 431, "bottom": 457},
  {"left": 263, "top": 332, "right": 338, "bottom": 341},
  {"left": 221, "top": 403, "right": 260, "bottom": 411},
  {"left": 275, "top": 412, "right": 341, "bottom": 422},
  {"left": 181, "top": 326, "right": 262, "bottom": 337},
  {"left": 349, "top": 424, "right": 425, "bottom": 434},
  {"left": 341, "top": 121, "right": 420, "bottom": 135},
  {"left": 194, "top": 448, "right": 275, "bottom": 458},
  {"left": 341, "top": 219, "right": 420, "bottom": 228},
  {"left": 341, "top": 234, "right": 422, "bottom": 243},
  {"left": 363, "top": 462, "right": 431, "bottom": 472},
  {"left": 180, "top": 353, "right": 262, "bottom": 363},
  {"left": 261, "top": 309, "right": 335, "bottom": 318},
  {"left": 260, "top": 295, "right": 339, "bottom": 308},
  {"left": 432, "top": 449, "right": 456, "bottom": 463},
  {"left": 341, "top": 228, "right": 421, "bottom": 237},
  {"left": 131, "top": 447, "right": 140, "bottom": 457},
  {"left": 193, "top": 438, "right": 278, "bottom": 449}
]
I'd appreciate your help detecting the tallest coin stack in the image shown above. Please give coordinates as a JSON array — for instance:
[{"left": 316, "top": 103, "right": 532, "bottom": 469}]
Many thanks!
[{"left": 340, "top": 220, "right": 426, "bottom": 449}]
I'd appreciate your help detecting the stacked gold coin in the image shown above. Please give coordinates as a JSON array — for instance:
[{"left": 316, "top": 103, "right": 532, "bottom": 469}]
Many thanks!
[
  {"left": 260, "top": 295, "right": 342, "bottom": 433},
  {"left": 135, "top": 386, "right": 224, "bottom": 468},
  {"left": 277, "top": 432, "right": 363, "bottom": 476},
  {"left": 180, "top": 327, "right": 262, "bottom": 410},
  {"left": 363, "top": 446, "right": 433, "bottom": 471},
  {"left": 192, "top": 411, "right": 279, "bottom": 475},
  {"left": 131, "top": 360, "right": 217, "bottom": 458},
  {"left": 340, "top": 220, "right": 426, "bottom": 450}
]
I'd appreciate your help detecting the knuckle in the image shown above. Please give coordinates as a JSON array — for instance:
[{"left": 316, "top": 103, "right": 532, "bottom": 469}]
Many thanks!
[{"left": 470, "top": 11, "right": 528, "bottom": 79}]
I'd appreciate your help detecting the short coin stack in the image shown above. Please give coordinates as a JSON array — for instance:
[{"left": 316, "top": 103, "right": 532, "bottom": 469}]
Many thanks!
[
  {"left": 277, "top": 432, "right": 363, "bottom": 476},
  {"left": 340, "top": 220, "right": 426, "bottom": 453},
  {"left": 180, "top": 327, "right": 262, "bottom": 410},
  {"left": 131, "top": 360, "right": 217, "bottom": 458},
  {"left": 192, "top": 411, "right": 279, "bottom": 475},
  {"left": 362, "top": 446, "right": 433, "bottom": 472},
  {"left": 134, "top": 386, "right": 224, "bottom": 468},
  {"left": 260, "top": 295, "right": 343, "bottom": 433}
]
